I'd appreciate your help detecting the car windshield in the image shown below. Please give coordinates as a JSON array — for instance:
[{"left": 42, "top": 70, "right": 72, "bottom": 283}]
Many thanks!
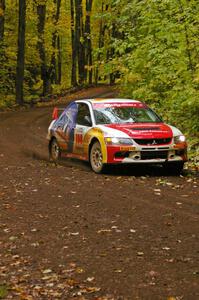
[{"left": 93, "top": 103, "right": 162, "bottom": 125}]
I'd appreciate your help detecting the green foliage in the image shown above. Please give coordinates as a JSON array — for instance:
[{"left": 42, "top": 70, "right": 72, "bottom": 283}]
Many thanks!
[
  {"left": 104, "top": 0, "right": 199, "bottom": 138},
  {"left": 0, "top": 0, "right": 198, "bottom": 143}
]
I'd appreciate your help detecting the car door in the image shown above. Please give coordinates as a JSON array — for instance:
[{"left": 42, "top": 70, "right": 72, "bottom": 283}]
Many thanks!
[
  {"left": 74, "top": 103, "right": 92, "bottom": 156},
  {"left": 54, "top": 102, "right": 78, "bottom": 152}
]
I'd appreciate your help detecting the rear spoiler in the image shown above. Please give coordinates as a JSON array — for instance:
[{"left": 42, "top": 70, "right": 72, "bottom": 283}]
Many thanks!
[{"left": 52, "top": 107, "right": 65, "bottom": 120}]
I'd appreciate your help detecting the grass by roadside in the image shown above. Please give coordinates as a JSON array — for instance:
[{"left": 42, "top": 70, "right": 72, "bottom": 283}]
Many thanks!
[{"left": 0, "top": 285, "right": 8, "bottom": 299}]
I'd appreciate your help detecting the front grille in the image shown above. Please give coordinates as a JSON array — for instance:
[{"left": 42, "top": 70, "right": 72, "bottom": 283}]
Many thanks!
[
  {"left": 141, "top": 151, "right": 168, "bottom": 160},
  {"left": 134, "top": 138, "right": 172, "bottom": 145},
  {"left": 115, "top": 151, "right": 129, "bottom": 158}
]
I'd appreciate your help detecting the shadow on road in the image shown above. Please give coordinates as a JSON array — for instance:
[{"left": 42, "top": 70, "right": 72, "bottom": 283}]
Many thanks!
[
  {"left": 29, "top": 150, "right": 195, "bottom": 177},
  {"left": 104, "top": 164, "right": 187, "bottom": 177}
]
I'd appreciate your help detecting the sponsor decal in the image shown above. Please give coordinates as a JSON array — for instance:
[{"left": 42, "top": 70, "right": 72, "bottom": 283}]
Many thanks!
[
  {"left": 53, "top": 102, "right": 78, "bottom": 152},
  {"left": 120, "top": 146, "right": 136, "bottom": 151},
  {"left": 105, "top": 123, "right": 173, "bottom": 139},
  {"left": 75, "top": 133, "right": 83, "bottom": 145},
  {"left": 93, "top": 102, "right": 145, "bottom": 108}
]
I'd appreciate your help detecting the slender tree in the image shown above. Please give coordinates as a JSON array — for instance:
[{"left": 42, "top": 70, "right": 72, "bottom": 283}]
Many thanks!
[
  {"left": 95, "top": 2, "right": 108, "bottom": 84},
  {"left": 37, "top": 3, "right": 51, "bottom": 96},
  {"left": 51, "top": 0, "right": 61, "bottom": 84},
  {"left": 16, "top": 0, "right": 26, "bottom": 105},
  {"left": 84, "top": 0, "right": 93, "bottom": 84},
  {"left": 57, "top": 35, "right": 62, "bottom": 84},
  {"left": 0, "top": 0, "right": 5, "bottom": 41},
  {"left": 177, "top": 0, "right": 195, "bottom": 74},
  {"left": 75, "top": 0, "right": 85, "bottom": 85},
  {"left": 70, "top": 0, "right": 77, "bottom": 86}
]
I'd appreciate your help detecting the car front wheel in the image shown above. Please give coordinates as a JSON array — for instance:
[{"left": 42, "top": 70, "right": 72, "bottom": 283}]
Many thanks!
[
  {"left": 90, "top": 141, "right": 104, "bottom": 173},
  {"left": 49, "top": 138, "right": 61, "bottom": 161}
]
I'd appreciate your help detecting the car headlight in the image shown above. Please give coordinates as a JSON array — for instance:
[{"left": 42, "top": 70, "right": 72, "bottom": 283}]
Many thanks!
[
  {"left": 105, "top": 137, "right": 133, "bottom": 145},
  {"left": 174, "top": 135, "right": 186, "bottom": 144}
]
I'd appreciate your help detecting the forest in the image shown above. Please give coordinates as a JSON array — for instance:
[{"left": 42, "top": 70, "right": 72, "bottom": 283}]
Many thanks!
[{"left": 0, "top": 0, "right": 198, "bottom": 147}]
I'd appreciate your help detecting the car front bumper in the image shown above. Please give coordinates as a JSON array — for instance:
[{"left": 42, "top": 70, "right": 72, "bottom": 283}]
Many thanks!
[{"left": 106, "top": 143, "right": 187, "bottom": 164}]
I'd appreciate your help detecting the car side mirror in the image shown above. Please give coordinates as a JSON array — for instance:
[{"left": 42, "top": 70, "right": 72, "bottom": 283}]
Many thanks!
[
  {"left": 52, "top": 107, "right": 58, "bottom": 120},
  {"left": 84, "top": 116, "right": 92, "bottom": 127}
]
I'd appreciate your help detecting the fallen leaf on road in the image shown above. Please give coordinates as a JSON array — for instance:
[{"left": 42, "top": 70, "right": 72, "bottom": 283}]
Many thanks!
[
  {"left": 9, "top": 236, "right": 18, "bottom": 241},
  {"left": 69, "top": 232, "right": 79, "bottom": 236},
  {"left": 66, "top": 278, "right": 79, "bottom": 286},
  {"left": 76, "top": 267, "right": 84, "bottom": 274},
  {"left": 162, "top": 247, "right": 170, "bottom": 251},
  {"left": 42, "top": 269, "right": 52, "bottom": 274},
  {"left": 84, "top": 286, "right": 101, "bottom": 293},
  {"left": 97, "top": 229, "right": 111, "bottom": 233},
  {"left": 154, "top": 189, "right": 161, "bottom": 192},
  {"left": 70, "top": 191, "right": 77, "bottom": 194},
  {"left": 86, "top": 277, "right": 95, "bottom": 282},
  {"left": 114, "top": 269, "right": 122, "bottom": 273}
]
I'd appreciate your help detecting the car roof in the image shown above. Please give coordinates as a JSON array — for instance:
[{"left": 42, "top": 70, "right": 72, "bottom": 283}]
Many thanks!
[{"left": 76, "top": 98, "right": 141, "bottom": 104}]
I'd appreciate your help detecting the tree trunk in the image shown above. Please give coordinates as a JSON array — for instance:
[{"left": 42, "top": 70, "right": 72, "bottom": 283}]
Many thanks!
[
  {"left": 84, "top": 0, "right": 93, "bottom": 84},
  {"left": 177, "top": 0, "right": 194, "bottom": 74},
  {"left": 16, "top": 0, "right": 26, "bottom": 105},
  {"left": 37, "top": 4, "right": 51, "bottom": 96},
  {"left": 108, "top": 22, "right": 116, "bottom": 85},
  {"left": 70, "top": 0, "right": 77, "bottom": 86},
  {"left": 75, "top": 0, "right": 85, "bottom": 85},
  {"left": 0, "top": 0, "right": 5, "bottom": 41},
  {"left": 57, "top": 35, "right": 62, "bottom": 84},
  {"left": 95, "top": 2, "right": 107, "bottom": 84},
  {"left": 51, "top": 0, "right": 61, "bottom": 84}
]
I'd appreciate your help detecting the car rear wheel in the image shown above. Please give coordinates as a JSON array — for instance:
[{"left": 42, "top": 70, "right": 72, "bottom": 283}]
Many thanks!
[
  {"left": 49, "top": 138, "right": 61, "bottom": 161},
  {"left": 90, "top": 141, "right": 104, "bottom": 173},
  {"left": 163, "top": 161, "right": 184, "bottom": 175}
]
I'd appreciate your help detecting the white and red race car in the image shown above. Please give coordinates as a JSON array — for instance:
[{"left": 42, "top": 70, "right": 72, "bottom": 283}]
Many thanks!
[{"left": 47, "top": 98, "right": 187, "bottom": 174}]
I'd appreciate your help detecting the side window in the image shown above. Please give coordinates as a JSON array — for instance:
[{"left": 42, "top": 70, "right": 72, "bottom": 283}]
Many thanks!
[{"left": 76, "top": 103, "right": 92, "bottom": 126}]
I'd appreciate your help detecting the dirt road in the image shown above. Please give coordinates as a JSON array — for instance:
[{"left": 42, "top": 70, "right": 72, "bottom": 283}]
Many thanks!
[{"left": 0, "top": 87, "right": 198, "bottom": 300}]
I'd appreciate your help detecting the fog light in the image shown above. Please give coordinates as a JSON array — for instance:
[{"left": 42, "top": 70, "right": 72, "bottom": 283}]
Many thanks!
[
  {"left": 169, "top": 150, "right": 175, "bottom": 159},
  {"left": 129, "top": 151, "right": 140, "bottom": 160}
]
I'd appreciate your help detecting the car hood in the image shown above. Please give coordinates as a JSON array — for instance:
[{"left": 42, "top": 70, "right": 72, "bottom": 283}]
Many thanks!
[{"left": 102, "top": 123, "right": 173, "bottom": 139}]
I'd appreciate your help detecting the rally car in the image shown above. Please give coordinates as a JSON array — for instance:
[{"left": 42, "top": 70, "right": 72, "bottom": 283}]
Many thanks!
[{"left": 47, "top": 98, "right": 187, "bottom": 174}]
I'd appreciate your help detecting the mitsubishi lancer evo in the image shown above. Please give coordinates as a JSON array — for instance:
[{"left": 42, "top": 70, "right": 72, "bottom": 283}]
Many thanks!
[{"left": 47, "top": 99, "right": 187, "bottom": 174}]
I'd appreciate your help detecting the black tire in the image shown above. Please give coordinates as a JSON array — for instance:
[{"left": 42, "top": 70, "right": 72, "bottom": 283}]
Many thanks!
[
  {"left": 49, "top": 138, "right": 61, "bottom": 161},
  {"left": 163, "top": 161, "right": 184, "bottom": 175},
  {"left": 90, "top": 141, "right": 105, "bottom": 173}
]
